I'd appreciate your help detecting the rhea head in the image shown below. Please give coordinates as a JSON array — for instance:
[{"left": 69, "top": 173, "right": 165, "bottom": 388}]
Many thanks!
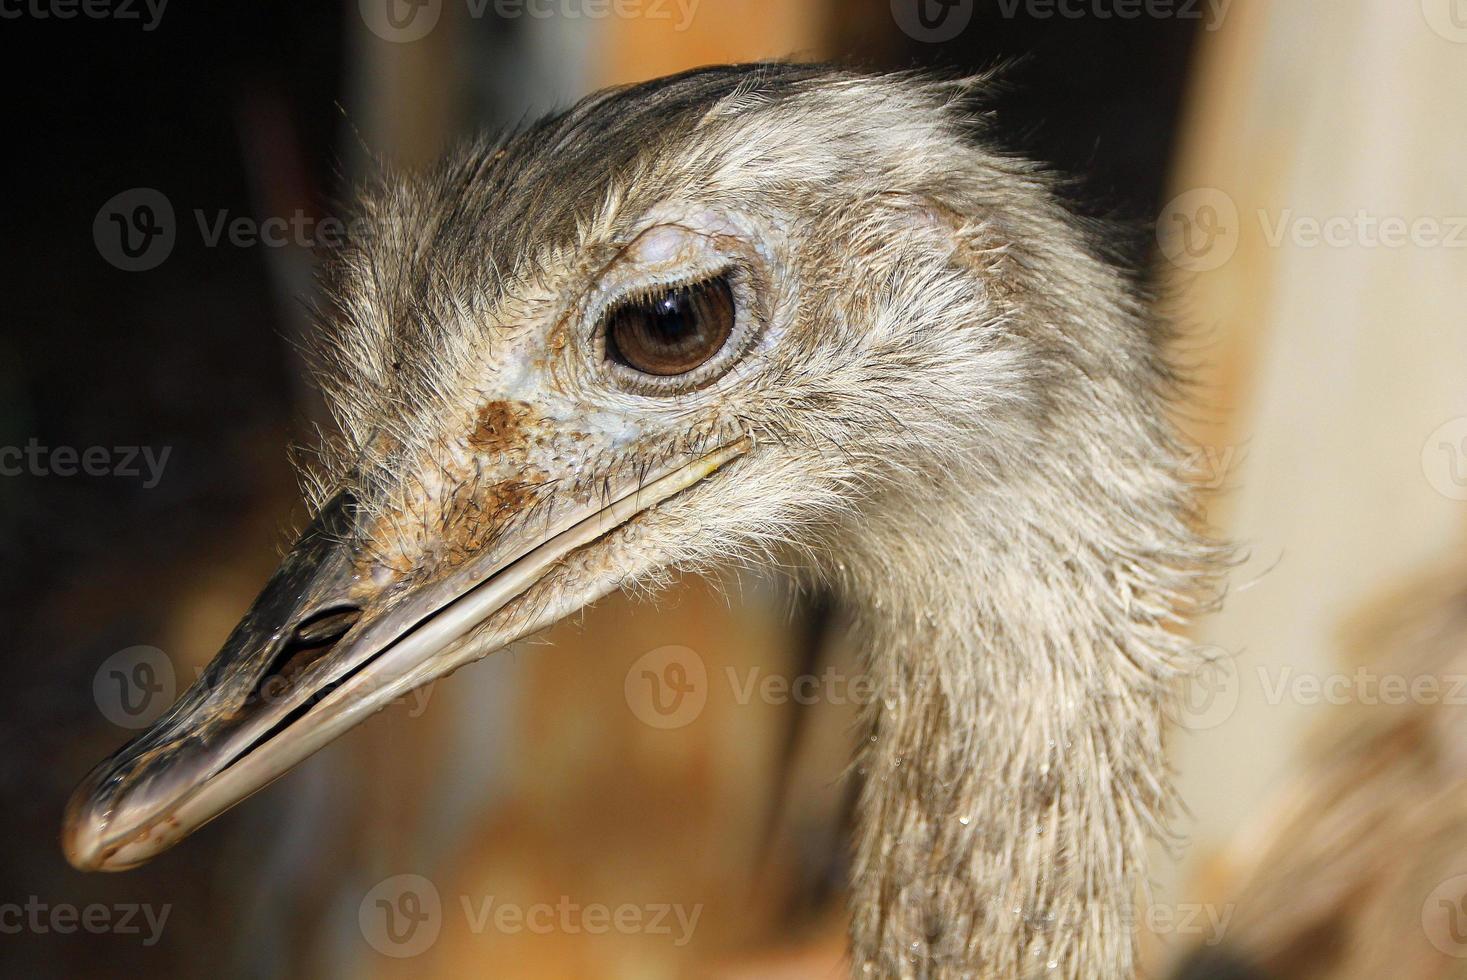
[{"left": 63, "top": 63, "right": 1190, "bottom": 937}]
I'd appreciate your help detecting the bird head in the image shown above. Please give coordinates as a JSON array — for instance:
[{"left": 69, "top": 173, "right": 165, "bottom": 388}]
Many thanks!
[{"left": 64, "top": 64, "right": 1152, "bottom": 872}]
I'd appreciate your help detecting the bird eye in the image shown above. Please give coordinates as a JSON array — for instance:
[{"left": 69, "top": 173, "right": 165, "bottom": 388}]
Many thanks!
[{"left": 603, "top": 275, "right": 735, "bottom": 377}]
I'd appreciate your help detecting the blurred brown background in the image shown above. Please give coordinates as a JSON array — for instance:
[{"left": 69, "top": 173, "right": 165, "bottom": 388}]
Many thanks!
[{"left": 3, "top": 1, "right": 1466, "bottom": 977}]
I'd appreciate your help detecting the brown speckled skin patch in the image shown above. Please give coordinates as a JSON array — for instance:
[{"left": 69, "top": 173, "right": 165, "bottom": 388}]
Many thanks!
[
  {"left": 469, "top": 399, "right": 534, "bottom": 453},
  {"left": 435, "top": 473, "right": 548, "bottom": 572}
]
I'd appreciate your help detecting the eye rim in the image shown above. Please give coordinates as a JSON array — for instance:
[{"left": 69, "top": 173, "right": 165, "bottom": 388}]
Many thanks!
[
  {"left": 602, "top": 274, "right": 737, "bottom": 378},
  {"left": 589, "top": 263, "right": 763, "bottom": 396}
]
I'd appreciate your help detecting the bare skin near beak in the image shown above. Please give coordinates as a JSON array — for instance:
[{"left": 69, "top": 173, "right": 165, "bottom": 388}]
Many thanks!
[{"left": 62, "top": 441, "right": 747, "bottom": 872}]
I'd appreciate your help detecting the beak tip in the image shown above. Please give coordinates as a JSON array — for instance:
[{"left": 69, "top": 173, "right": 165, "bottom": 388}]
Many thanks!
[
  {"left": 61, "top": 800, "right": 104, "bottom": 873},
  {"left": 61, "top": 764, "right": 118, "bottom": 873}
]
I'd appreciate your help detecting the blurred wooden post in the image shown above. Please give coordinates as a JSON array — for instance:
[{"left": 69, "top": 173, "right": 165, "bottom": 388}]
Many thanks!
[{"left": 1155, "top": 0, "right": 1467, "bottom": 966}]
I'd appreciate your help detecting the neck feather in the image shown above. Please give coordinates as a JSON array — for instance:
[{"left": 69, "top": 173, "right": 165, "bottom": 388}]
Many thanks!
[{"left": 835, "top": 435, "right": 1221, "bottom": 978}]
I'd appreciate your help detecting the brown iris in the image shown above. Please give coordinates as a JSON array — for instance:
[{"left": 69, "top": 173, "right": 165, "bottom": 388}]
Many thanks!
[{"left": 604, "top": 275, "right": 736, "bottom": 377}]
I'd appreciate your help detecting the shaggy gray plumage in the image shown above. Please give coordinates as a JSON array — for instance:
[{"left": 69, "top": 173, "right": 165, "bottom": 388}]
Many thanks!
[{"left": 303, "top": 63, "right": 1227, "bottom": 978}]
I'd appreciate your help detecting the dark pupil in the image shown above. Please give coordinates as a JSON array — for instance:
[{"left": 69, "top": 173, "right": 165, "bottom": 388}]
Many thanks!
[{"left": 606, "top": 275, "right": 735, "bottom": 377}]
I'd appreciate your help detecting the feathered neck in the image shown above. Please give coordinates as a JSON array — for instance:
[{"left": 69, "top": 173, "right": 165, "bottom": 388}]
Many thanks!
[{"left": 831, "top": 392, "right": 1223, "bottom": 978}]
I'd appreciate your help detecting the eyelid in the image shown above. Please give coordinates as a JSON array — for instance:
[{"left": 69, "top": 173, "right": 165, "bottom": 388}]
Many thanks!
[{"left": 584, "top": 259, "right": 737, "bottom": 341}]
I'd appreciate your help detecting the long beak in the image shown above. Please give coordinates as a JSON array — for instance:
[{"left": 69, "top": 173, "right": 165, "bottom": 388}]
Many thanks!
[{"left": 63, "top": 441, "right": 746, "bottom": 871}]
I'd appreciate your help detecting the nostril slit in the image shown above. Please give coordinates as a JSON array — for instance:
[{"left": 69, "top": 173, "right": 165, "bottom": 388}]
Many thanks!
[
  {"left": 252, "top": 606, "right": 364, "bottom": 700},
  {"left": 291, "top": 607, "right": 363, "bottom": 647}
]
